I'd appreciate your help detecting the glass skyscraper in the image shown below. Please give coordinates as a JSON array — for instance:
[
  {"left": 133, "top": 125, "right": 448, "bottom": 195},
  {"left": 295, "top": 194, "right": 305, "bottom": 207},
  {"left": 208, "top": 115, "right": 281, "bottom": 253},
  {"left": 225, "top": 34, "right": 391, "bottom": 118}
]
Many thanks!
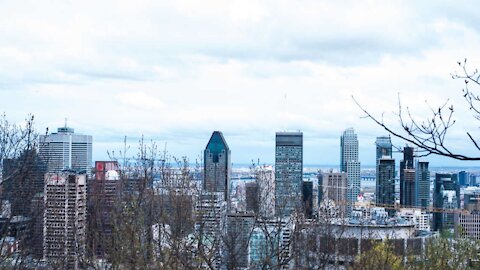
[
  {"left": 275, "top": 132, "right": 303, "bottom": 217},
  {"left": 203, "top": 131, "right": 231, "bottom": 202},
  {"left": 340, "top": 128, "right": 360, "bottom": 216}
]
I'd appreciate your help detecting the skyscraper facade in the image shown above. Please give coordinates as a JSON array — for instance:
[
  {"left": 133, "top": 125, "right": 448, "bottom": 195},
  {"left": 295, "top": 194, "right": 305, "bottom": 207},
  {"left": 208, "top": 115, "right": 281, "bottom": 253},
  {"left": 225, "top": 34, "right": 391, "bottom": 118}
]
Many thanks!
[
  {"left": 415, "top": 161, "right": 430, "bottom": 208},
  {"left": 44, "top": 172, "right": 87, "bottom": 269},
  {"left": 376, "top": 158, "right": 395, "bottom": 215},
  {"left": 375, "top": 136, "right": 392, "bottom": 161},
  {"left": 39, "top": 126, "right": 92, "bottom": 173},
  {"left": 400, "top": 146, "right": 414, "bottom": 206},
  {"left": 275, "top": 132, "right": 303, "bottom": 217},
  {"left": 318, "top": 172, "right": 348, "bottom": 217},
  {"left": 340, "top": 128, "right": 360, "bottom": 215},
  {"left": 203, "top": 131, "right": 231, "bottom": 202},
  {"left": 433, "top": 173, "right": 460, "bottom": 232}
]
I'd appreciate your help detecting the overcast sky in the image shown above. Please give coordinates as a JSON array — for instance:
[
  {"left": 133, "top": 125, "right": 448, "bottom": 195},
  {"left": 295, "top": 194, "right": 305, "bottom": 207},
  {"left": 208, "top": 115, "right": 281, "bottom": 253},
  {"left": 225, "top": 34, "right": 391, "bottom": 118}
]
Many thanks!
[{"left": 1, "top": 0, "right": 480, "bottom": 166}]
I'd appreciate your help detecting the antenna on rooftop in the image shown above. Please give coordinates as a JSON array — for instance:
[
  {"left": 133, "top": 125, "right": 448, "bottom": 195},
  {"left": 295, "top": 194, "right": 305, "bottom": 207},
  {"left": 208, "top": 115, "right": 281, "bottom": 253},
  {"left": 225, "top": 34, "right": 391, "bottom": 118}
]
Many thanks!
[{"left": 64, "top": 117, "right": 68, "bottom": 128}]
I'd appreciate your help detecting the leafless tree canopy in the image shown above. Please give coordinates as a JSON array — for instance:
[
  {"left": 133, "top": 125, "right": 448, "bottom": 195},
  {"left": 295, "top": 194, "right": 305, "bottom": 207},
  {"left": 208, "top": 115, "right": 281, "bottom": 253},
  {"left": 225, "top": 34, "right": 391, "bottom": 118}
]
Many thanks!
[{"left": 354, "top": 59, "right": 480, "bottom": 160}]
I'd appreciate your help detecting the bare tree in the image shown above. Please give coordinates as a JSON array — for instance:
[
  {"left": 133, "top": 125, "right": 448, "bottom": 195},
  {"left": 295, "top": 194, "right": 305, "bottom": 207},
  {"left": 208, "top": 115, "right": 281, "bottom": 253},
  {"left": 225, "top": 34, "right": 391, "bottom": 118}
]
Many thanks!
[{"left": 354, "top": 59, "right": 480, "bottom": 160}]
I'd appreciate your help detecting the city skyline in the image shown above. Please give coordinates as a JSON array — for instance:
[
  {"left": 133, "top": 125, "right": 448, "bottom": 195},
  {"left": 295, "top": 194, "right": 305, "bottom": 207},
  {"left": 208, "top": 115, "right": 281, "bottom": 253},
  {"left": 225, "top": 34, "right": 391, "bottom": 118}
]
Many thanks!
[{"left": 1, "top": 1, "right": 480, "bottom": 167}]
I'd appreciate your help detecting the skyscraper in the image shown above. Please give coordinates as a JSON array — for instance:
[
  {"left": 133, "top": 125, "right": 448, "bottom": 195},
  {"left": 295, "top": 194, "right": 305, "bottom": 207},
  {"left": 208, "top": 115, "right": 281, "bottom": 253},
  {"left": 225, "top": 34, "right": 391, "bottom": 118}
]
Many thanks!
[
  {"left": 415, "top": 161, "right": 430, "bottom": 208},
  {"left": 203, "top": 131, "right": 231, "bottom": 202},
  {"left": 433, "top": 173, "right": 460, "bottom": 232},
  {"left": 44, "top": 172, "right": 87, "bottom": 269},
  {"left": 39, "top": 126, "right": 92, "bottom": 173},
  {"left": 340, "top": 128, "right": 360, "bottom": 215},
  {"left": 375, "top": 136, "right": 392, "bottom": 161},
  {"left": 318, "top": 172, "right": 348, "bottom": 217},
  {"left": 400, "top": 146, "right": 414, "bottom": 206},
  {"left": 376, "top": 158, "right": 395, "bottom": 215},
  {"left": 275, "top": 132, "right": 303, "bottom": 217}
]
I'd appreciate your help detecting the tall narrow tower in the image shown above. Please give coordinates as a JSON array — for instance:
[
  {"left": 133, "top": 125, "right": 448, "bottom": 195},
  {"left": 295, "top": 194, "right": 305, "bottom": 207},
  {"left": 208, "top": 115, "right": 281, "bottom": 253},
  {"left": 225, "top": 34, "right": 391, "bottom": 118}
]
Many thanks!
[
  {"left": 44, "top": 172, "right": 87, "bottom": 269},
  {"left": 400, "top": 146, "right": 415, "bottom": 206},
  {"left": 275, "top": 132, "right": 303, "bottom": 217},
  {"left": 340, "top": 128, "right": 360, "bottom": 216},
  {"left": 203, "top": 131, "right": 231, "bottom": 202}
]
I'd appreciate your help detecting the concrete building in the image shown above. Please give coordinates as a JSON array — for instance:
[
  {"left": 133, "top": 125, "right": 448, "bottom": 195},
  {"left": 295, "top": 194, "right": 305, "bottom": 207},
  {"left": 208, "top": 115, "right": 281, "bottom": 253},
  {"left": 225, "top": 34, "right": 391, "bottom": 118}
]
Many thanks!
[
  {"left": 204, "top": 131, "right": 231, "bottom": 202},
  {"left": 459, "top": 187, "right": 480, "bottom": 240},
  {"left": 224, "top": 213, "right": 255, "bottom": 269},
  {"left": 340, "top": 128, "right": 361, "bottom": 216},
  {"left": 39, "top": 126, "right": 92, "bottom": 173},
  {"left": 397, "top": 208, "right": 431, "bottom": 231},
  {"left": 275, "top": 132, "right": 303, "bottom": 217},
  {"left": 87, "top": 161, "right": 121, "bottom": 258},
  {"left": 318, "top": 172, "right": 348, "bottom": 217},
  {"left": 44, "top": 172, "right": 87, "bottom": 269}
]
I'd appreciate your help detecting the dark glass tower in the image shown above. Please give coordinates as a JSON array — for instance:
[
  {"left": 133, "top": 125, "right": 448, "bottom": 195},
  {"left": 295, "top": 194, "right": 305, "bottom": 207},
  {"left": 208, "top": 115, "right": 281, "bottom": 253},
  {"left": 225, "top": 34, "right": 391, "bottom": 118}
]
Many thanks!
[
  {"left": 433, "top": 173, "right": 460, "bottom": 232},
  {"left": 376, "top": 158, "right": 396, "bottom": 216},
  {"left": 415, "top": 161, "right": 430, "bottom": 208},
  {"left": 275, "top": 132, "right": 303, "bottom": 217},
  {"left": 203, "top": 131, "right": 231, "bottom": 202},
  {"left": 400, "top": 146, "right": 415, "bottom": 206}
]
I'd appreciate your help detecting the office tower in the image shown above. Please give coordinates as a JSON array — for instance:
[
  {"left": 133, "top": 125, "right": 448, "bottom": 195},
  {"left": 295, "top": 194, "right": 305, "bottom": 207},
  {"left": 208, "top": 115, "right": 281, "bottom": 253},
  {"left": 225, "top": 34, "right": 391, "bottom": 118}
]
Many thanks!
[
  {"left": 44, "top": 172, "right": 87, "bottom": 269},
  {"left": 459, "top": 188, "right": 480, "bottom": 240},
  {"left": 415, "top": 161, "right": 430, "bottom": 207},
  {"left": 400, "top": 147, "right": 414, "bottom": 206},
  {"left": 464, "top": 188, "right": 480, "bottom": 213},
  {"left": 87, "top": 161, "right": 121, "bottom": 258},
  {"left": 402, "top": 169, "right": 416, "bottom": 207},
  {"left": 275, "top": 132, "right": 303, "bottom": 217},
  {"left": 204, "top": 131, "right": 231, "bottom": 202},
  {"left": 340, "top": 128, "right": 361, "bottom": 216},
  {"left": 376, "top": 158, "right": 395, "bottom": 215},
  {"left": 375, "top": 136, "right": 392, "bottom": 161},
  {"left": 433, "top": 173, "right": 460, "bottom": 232},
  {"left": 195, "top": 192, "right": 226, "bottom": 237},
  {"left": 318, "top": 172, "right": 348, "bottom": 217},
  {"left": 245, "top": 182, "right": 259, "bottom": 213},
  {"left": 39, "top": 126, "right": 92, "bottom": 173},
  {"left": 256, "top": 165, "right": 275, "bottom": 218},
  {"left": 2, "top": 149, "right": 46, "bottom": 217},
  {"left": 224, "top": 213, "right": 255, "bottom": 269},
  {"left": 302, "top": 181, "right": 313, "bottom": 219},
  {"left": 459, "top": 171, "right": 470, "bottom": 187},
  {"left": 471, "top": 175, "right": 477, "bottom": 186}
]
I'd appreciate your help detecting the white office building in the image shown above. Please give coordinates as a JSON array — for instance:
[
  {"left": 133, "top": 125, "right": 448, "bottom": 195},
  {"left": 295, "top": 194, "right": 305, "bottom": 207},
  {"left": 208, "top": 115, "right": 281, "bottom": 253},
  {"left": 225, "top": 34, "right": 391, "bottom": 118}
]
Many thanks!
[{"left": 39, "top": 126, "right": 92, "bottom": 173}]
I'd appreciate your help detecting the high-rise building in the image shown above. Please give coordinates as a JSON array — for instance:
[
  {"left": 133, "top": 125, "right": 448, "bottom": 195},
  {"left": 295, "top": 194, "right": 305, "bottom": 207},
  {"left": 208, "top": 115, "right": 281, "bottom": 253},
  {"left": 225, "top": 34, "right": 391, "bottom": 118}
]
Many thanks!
[
  {"left": 245, "top": 182, "right": 259, "bottom": 214},
  {"left": 340, "top": 128, "right": 361, "bottom": 216},
  {"left": 376, "top": 158, "right": 395, "bottom": 216},
  {"left": 87, "top": 161, "right": 121, "bottom": 258},
  {"left": 375, "top": 136, "right": 392, "bottom": 161},
  {"left": 459, "top": 187, "right": 480, "bottom": 240},
  {"left": 204, "top": 131, "right": 231, "bottom": 202},
  {"left": 39, "top": 126, "right": 92, "bottom": 173},
  {"left": 44, "top": 172, "right": 87, "bottom": 269},
  {"left": 433, "top": 173, "right": 460, "bottom": 232},
  {"left": 400, "top": 147, "right": 414, "bottom": 206},
  {"left": 459, "top": 171, "right": 470, "bottom": 187},
  {"left": 2, "top": 149, "right": 47, "bottom": 217},
  {"left": 402, "top": 169, "right": 416, "bottom": 207},
  {"left": 275, "top": 132, "right": 303, "bottom": 217},
  {"left": 318, "top": 172, "right": 348, "bottom": 217},
  {"left": 302, "top": 181, "right": 313, "bottom": 219},
  {"left": 415, "top": 161, "right": 430, "bottom": 208},
  {"left": 255, "top": 165, "right": 275, "bottom": 218},
  {"left": 224, "top": 213, "right": 255, "bottom": 269}
]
